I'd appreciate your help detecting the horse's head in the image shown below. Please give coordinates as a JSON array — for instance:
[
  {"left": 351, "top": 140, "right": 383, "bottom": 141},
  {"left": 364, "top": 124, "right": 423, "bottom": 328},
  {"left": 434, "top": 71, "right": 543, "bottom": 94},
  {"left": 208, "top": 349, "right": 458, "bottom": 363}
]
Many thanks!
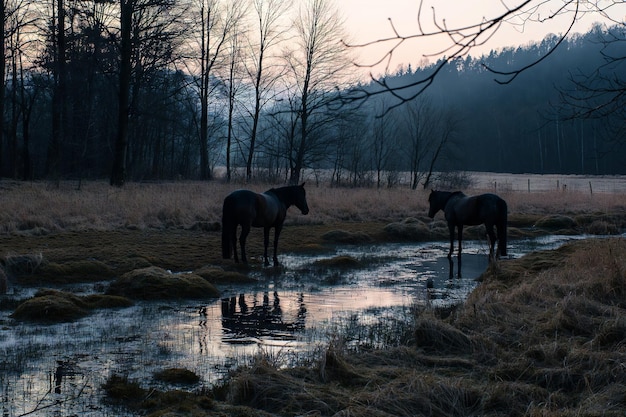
[
  {"left": 293, "top": 183, "right": 309, "bottom": 215},
  {"left": 427, "top": 190, "right": 440, "bottom": 218}
]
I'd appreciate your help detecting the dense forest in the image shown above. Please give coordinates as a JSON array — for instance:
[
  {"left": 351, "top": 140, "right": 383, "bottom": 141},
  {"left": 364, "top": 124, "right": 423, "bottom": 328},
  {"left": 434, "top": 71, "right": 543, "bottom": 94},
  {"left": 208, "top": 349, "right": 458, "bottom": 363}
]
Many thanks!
[{"left": 0, "top": 0, "right": 624, "bottom": 186}]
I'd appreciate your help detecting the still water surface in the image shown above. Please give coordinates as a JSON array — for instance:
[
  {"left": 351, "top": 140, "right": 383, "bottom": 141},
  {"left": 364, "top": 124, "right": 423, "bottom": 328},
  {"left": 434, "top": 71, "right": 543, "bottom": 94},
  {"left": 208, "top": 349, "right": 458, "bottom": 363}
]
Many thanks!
[{"left": 0, "top": 235, "right": 586, "bottom": 416}]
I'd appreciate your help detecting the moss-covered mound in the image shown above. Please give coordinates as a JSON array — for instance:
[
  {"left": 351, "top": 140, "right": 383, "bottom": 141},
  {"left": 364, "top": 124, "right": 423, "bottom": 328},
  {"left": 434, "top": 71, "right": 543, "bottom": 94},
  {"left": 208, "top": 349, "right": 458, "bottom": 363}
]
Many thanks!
[
  {"left": 34, "top": 260, "right": 116, "bottom": 284},
  {"left": 3, "top": 253, "right": 116, "bottom": 285},
  {"left": 384, "top": 217, "right": 432, "bottom": 240},
  {"left": 321, "top": 229, "right": 373, "bottom": 244},
  {"left": 533, "top": 214, "right": 578, "bottom": 230},
  {"left": 106, "top": 266, "right": 220, "bottom": 300},
  {"left": 193, "top": 266, "right": 256, "bottom": 284},
  {"left": 103, "top": 374, "right": 217, "bottom": 415},
  {"left": 312, "top": 255, "right": 361, "bottom": 269},
  {"left": 154, "top": 368, "right": 201, "bottom": 385},
  {"left": 11, "top": 289, "right": 133, "bottom": 322}
]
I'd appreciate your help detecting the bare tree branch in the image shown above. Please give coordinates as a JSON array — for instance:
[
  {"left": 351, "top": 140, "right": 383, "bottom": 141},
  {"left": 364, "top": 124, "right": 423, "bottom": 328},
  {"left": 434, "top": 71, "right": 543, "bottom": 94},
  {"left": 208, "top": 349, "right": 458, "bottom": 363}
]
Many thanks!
[{"left": 340, "top": 0, "right": 625, "bottom": 114}]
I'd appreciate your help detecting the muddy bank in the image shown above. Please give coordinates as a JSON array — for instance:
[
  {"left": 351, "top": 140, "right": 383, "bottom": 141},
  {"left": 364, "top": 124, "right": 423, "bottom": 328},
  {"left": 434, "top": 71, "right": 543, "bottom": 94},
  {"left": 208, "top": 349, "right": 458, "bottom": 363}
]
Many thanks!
[{"left": 1, "top": 211, "right": 623, "bottom": 280}]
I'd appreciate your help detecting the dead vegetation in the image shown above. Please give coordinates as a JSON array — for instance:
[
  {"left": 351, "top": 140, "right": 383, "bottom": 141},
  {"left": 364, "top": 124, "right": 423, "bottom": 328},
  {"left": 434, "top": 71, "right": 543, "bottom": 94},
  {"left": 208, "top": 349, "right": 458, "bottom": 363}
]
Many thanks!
[
  {"left": 0, "top": 180, "right": 624, "bottom": 235},
  {"left": 106, "top": 266, "right": 220, "bottom": 300},
  {"left": 100, "top": 238, "right": 626, "bottom": 416},
  {"left": 11, "top": 289, "right": 133, "bottom": 322}
]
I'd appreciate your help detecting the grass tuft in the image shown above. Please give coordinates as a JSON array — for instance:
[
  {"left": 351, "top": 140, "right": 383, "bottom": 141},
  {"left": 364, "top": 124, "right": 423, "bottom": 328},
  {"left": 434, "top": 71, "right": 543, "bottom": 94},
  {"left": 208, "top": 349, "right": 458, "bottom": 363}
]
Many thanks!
[{"left": 107, "top": 266, "right": 220, "bottom": 300}]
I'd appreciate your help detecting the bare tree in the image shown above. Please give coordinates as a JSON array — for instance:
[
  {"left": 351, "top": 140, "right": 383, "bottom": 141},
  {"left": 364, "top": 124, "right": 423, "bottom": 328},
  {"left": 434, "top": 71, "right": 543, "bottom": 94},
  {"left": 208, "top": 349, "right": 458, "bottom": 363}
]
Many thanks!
[
  {"left": 343, "top": 1, "right": 625, "bottom": 113},
  {"left": 47, "top": 0, "right": 67, "bottom": 184},
  {"left": 283, "top": 0, "right": 352, "bottom": 184},
  {"left": 244, "top": 0, "right": 291, "bottom": 181},
  {"left": 3, "top": 0, "right": 37, "bottom": 179},
  {"left": 224, "top": 24, "right": 246, "bottom": 183},
  {"left": 110, "top": 0, "right": 132, "bottom": 186},
  {"left": 370, "top": 99, "right": 398, "bottom": 188},
  {"left": 399, "top": 97, "right": 459, "bottom": 189},
  {"left": 188, "top": 0, "right": 245, "bottom": 181}
]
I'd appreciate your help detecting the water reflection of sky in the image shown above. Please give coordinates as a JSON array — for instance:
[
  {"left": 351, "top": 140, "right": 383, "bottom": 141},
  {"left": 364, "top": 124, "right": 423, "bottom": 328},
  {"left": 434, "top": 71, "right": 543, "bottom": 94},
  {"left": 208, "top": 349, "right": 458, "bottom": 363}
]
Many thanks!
[{"left": 0, "top": 235, "right": 609, "bottom": 416}]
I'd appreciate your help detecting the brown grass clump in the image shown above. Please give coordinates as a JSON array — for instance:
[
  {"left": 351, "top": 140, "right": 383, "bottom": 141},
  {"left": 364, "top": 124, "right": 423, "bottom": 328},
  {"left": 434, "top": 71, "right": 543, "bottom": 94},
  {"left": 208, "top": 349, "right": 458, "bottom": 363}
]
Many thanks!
[
  {"left": 106, "top": 266, "right": 220, "bottom": 300},
  {"left": 18, "top": 260, "right": 116, "bottom": 285},
  {"left": 193, "top": 266, "right": 256, "bottom": 284},
  {"left": 413, "top": 317, "right": 473, "bottom": 354},
  {"left": 3, "top": 253, "right": 46, "bottom": 276},
  {"left": 11, "top": 289, "right": 133, "bottom": 322},
  {"left": 321, "top": 229, "right": 373, "bottom": 244},
  {"left": 533, "top": 214, "right": 578, "bottom": 230},
  {"left": 383, "top": 217, "right": 432, "bottom": 240},
  {"left": 154, "top": 368, "right": 201, "bottom": 385},
  {"left": 312, "top": 255, "right": 361, "bottom": 269}
]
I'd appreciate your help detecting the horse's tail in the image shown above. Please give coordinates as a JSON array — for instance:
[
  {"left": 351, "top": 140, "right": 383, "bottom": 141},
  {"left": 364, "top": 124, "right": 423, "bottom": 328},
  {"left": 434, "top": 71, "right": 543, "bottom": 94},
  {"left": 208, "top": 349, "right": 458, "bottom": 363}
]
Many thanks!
[
  {"left": 498, "top": 198, "right": 508, "bottom": 257},
  {"left": 222, "top": 199, "right": 234, "bottom": 259}
]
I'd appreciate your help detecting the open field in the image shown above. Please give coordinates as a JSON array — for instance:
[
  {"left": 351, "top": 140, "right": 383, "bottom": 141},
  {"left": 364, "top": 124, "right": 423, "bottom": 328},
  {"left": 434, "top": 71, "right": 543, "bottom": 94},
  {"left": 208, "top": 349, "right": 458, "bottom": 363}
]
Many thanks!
[
  {"left": 1, "top": 176, "right": 625, "bottom": 416},
  {"left": 0, "top": 173, "right": 624, "bottom": 235}
]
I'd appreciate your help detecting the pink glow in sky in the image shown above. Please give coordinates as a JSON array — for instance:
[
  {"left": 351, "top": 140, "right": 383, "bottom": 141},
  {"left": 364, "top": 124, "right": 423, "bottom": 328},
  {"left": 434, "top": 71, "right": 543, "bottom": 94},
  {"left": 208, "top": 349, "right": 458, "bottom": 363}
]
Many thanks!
[{"left": 337, "top": 0, "right": 626, "bottom": 75}]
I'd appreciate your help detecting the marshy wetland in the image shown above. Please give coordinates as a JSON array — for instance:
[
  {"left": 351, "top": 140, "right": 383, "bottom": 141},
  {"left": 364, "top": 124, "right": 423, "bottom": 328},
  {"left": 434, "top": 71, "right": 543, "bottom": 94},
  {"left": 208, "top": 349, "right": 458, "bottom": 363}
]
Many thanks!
[{"left": 0, "top": 178, "right": 625, "bottom": 416}]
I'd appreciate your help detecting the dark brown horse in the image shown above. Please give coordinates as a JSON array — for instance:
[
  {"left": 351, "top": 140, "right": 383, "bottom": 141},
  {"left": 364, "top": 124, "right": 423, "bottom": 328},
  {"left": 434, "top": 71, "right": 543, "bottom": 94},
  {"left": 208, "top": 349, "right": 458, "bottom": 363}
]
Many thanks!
[
  {"left": 222, "top": 184, "right": 309, "bottom": 266},
  {"left": 428, "top": 190, "right": 507, "bottom": 260}
]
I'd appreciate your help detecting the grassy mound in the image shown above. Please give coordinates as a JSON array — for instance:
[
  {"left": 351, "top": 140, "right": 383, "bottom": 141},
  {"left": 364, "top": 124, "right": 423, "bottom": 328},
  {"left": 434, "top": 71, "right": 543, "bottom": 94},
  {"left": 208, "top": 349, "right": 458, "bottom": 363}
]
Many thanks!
[
  {"left": 3, "top": 253, "right": 116, "bottom": 285},
  {"left": 312, "top": 255, "right": 361, "bottom": 269},
  {"left": 534, "top": 214, "right": 578, "bottom": 230},
  {"left": 383, "top": 217, "right": 432, "bottom": 240},
  {"left": 154, "top": 368, "right": 201, "bottom": 385},
  {"left": 11, "top": 289, "right": 133, "bottom": 322},
  {"left": 194, "top": 266, "right": 256, "bottom": 284},
  {"left": 321, "top": 229, "right": 373, "bottom": 244},
  {"left": 106, "top": 266, "right": 220, "bottom": 300}
]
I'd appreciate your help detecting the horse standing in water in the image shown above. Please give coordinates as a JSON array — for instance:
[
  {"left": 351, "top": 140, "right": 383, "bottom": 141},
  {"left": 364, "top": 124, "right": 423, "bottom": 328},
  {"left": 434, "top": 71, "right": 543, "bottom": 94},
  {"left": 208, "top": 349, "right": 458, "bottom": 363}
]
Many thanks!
[
  {"left": 222, "top": 184, "right": 309, "bottom": 267},
  {"left": 428, "top": 190, "right": 507, "bottom": 261}
]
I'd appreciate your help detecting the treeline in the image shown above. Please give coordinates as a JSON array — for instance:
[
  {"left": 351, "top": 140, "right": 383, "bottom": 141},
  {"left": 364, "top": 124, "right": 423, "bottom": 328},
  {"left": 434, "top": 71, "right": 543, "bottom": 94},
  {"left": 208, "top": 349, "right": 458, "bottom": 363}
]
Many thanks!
[
  {"left": 1, "top": 0, "right": 624, "bottom": 186},
  {"left": 376, "top": 23, "right": 626, "bottom": 175}
]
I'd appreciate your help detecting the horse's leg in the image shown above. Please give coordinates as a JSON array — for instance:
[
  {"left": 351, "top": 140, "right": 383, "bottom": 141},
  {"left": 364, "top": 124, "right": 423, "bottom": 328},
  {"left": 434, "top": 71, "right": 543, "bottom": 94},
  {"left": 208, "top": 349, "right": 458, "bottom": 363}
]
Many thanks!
[
  {"left": 272, "top": 224, "right": 283, "bottom": 267},
  {"left": 239, "top": 223, "right": 250, "bottom": 264},
  {"left": 486, "top": 224, "right": 497, "bottom": 261},
  {"left": 457, "top": 225, "right": 463, "bottom": 260},
  {"left": 497, "top": 221, "right": 508, "bottom": 258},
  {"left": 231, "top": 225, "right": 239, "bottom": 263},
  {"left": 263, "top": 226, "right": 271, "bottom": 266},
  {"left": 447, "top": 224, "right": 455, "bottom": 259}
]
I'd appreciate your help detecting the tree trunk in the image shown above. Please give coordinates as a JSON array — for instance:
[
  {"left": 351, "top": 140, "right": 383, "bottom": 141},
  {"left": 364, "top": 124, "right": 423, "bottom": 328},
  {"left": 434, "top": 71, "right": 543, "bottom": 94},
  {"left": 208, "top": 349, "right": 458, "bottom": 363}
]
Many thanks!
[
  {"left": 0, "top": 0, "right": 5, "bottom": 175},
  {"left": 110, "top": 0, "right": 132, "bottom": 187},
  {"left": 47, "top": 0, "right": 66, "bottom": 184}
]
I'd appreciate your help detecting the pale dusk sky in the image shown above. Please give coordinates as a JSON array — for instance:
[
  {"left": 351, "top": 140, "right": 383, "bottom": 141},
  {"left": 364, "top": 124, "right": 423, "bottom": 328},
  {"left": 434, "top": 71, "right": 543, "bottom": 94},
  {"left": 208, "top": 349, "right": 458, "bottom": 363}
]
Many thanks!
[{"left": 337, "top": 0, "right": 626, "bottom": 75}]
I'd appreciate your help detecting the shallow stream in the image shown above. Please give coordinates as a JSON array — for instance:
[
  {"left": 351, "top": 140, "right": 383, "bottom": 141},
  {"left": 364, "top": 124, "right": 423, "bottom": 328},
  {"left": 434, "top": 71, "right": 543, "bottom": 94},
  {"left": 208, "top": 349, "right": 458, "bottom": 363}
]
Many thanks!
[{"left": 0, "top": 235, "right": 592, "bottom": 416}]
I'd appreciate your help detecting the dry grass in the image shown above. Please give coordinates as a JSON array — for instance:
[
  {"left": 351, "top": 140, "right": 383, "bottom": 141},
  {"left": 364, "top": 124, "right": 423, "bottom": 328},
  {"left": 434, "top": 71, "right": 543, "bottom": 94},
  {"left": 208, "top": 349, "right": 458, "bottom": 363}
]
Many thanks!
[
  {"left": 89, "top": 236, "right": 616, "bottom": 415},
  {"left": 0, "top": 179, "right": 623, "bottom": 235},
  {"left": 199, "top": 238, "right": 626, "bottom": 417},
  {"left": 11, "top": 289, "right": 133, "bottom": 322}
]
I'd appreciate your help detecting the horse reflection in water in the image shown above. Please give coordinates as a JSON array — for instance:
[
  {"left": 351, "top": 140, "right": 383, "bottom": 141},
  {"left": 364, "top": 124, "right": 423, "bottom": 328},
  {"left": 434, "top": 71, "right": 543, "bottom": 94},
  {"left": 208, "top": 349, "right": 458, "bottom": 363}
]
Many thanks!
[{"left": 221, "top": 292, "right": 307, "bottom": 342}]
